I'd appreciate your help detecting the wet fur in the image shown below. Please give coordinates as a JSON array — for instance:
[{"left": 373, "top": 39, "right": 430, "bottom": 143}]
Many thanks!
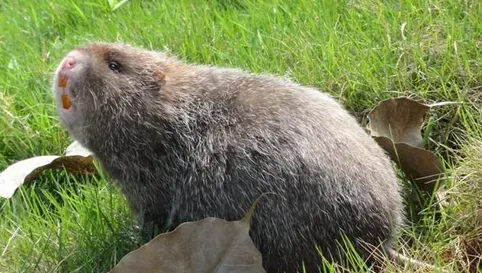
[{"left": 55, "top": 42, "right": 405, "bottom": 272}]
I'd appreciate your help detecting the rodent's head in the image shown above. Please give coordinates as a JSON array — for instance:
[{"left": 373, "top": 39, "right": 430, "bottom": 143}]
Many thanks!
[{"left": 52, "top": 42, "right": 172, "bottom": 147}]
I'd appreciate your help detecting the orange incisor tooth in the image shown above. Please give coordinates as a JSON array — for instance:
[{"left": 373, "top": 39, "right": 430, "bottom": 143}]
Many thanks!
[
  {"left": 58, "top": 74, "right": 68, "bottom": 88},
  {"left": 61, "top": 93, "right": 72, "bottom": 109}
]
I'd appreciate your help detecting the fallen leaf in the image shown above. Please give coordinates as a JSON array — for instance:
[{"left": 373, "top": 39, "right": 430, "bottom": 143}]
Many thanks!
[
  {"left": 0, "top": 156, "right": 59, "bottom": 199},
  {"left": 367, "top": 97, "right": 446, "bottom": 192},
  {"left": 109, "top": 195, "right": 267, "bottom": 273},
  {"left": 373, "top": 137, "right": 444, "bottom": 191},
  {"left": 0, "top": 141, "right": 95, "bottom": 198},
  {"left": 64, "top": 140, "right": 93, "bottom": 157},
  {"left": 367, "top": 97, "right": 429, "bottom": 148}
]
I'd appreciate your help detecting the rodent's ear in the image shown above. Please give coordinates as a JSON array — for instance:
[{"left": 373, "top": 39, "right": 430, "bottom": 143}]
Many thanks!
[{"left": 153, "top": 70, "right": 166, "bottom": 86}]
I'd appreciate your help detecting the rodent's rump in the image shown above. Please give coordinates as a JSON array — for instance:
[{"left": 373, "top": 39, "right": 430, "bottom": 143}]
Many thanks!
[{"left": 52, "top": 42, "right": 403, "bottom": 272}]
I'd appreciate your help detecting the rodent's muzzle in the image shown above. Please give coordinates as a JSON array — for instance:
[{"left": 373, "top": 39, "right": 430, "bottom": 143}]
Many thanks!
[{"left": 55, "top": 54, "right": 79, "bottom": 110}]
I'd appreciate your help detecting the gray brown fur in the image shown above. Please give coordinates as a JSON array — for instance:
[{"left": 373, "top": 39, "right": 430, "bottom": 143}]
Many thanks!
[{"left": 53, "top": 42, "right": 404, "bottom": 272}]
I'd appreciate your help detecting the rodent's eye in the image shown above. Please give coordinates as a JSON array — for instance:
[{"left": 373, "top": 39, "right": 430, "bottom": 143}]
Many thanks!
[{"left": 108, "top": 61, "right": 121, "bottom": 73}]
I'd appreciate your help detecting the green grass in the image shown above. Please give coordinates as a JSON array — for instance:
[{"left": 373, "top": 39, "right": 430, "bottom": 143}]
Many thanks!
[{"left": 0, "top": 0, "right": 481, "bottom": 272}]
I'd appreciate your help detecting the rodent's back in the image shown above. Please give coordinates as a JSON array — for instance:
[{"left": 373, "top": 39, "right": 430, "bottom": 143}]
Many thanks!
[
  {"left": 129, "top": 66, "right": 403, "bottom": 271},
  {"left": 166, "top": 65, "right": 401, "bottom": 217},
  {"left": 53, "top": 43, "right": 403, "bottom": 273}
]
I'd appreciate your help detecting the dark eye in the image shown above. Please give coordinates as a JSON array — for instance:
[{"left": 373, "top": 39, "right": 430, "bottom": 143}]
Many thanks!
[{"left": 108, "top": 61, "right": 121, "bottom": 72}]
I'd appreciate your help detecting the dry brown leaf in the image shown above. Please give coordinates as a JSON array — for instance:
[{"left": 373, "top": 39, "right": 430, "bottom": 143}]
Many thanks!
[
  {"left": 374, "top": 137, "right": 444, "bottom": 191},
  {"left": 109, "top": 196, "right": 267, "bottom": 273},
  {"left": 367, "top": 97, "right": 446, "bottom": 192},
  {"left": 0, "top": 141, "right": 95, "bottom": 198},
  {"left": 367, "top": 97, "right": 429, "bottom": 148}
]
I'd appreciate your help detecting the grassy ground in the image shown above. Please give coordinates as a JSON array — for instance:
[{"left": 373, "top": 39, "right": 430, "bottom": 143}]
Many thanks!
[{"left": 0, "top": 0, "right": 481, "bottom": 272}]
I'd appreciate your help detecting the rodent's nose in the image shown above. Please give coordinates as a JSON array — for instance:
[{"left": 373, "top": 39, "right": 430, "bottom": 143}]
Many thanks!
[{"left": 61, "top": 56, "right": 76, "bottom": 70}]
